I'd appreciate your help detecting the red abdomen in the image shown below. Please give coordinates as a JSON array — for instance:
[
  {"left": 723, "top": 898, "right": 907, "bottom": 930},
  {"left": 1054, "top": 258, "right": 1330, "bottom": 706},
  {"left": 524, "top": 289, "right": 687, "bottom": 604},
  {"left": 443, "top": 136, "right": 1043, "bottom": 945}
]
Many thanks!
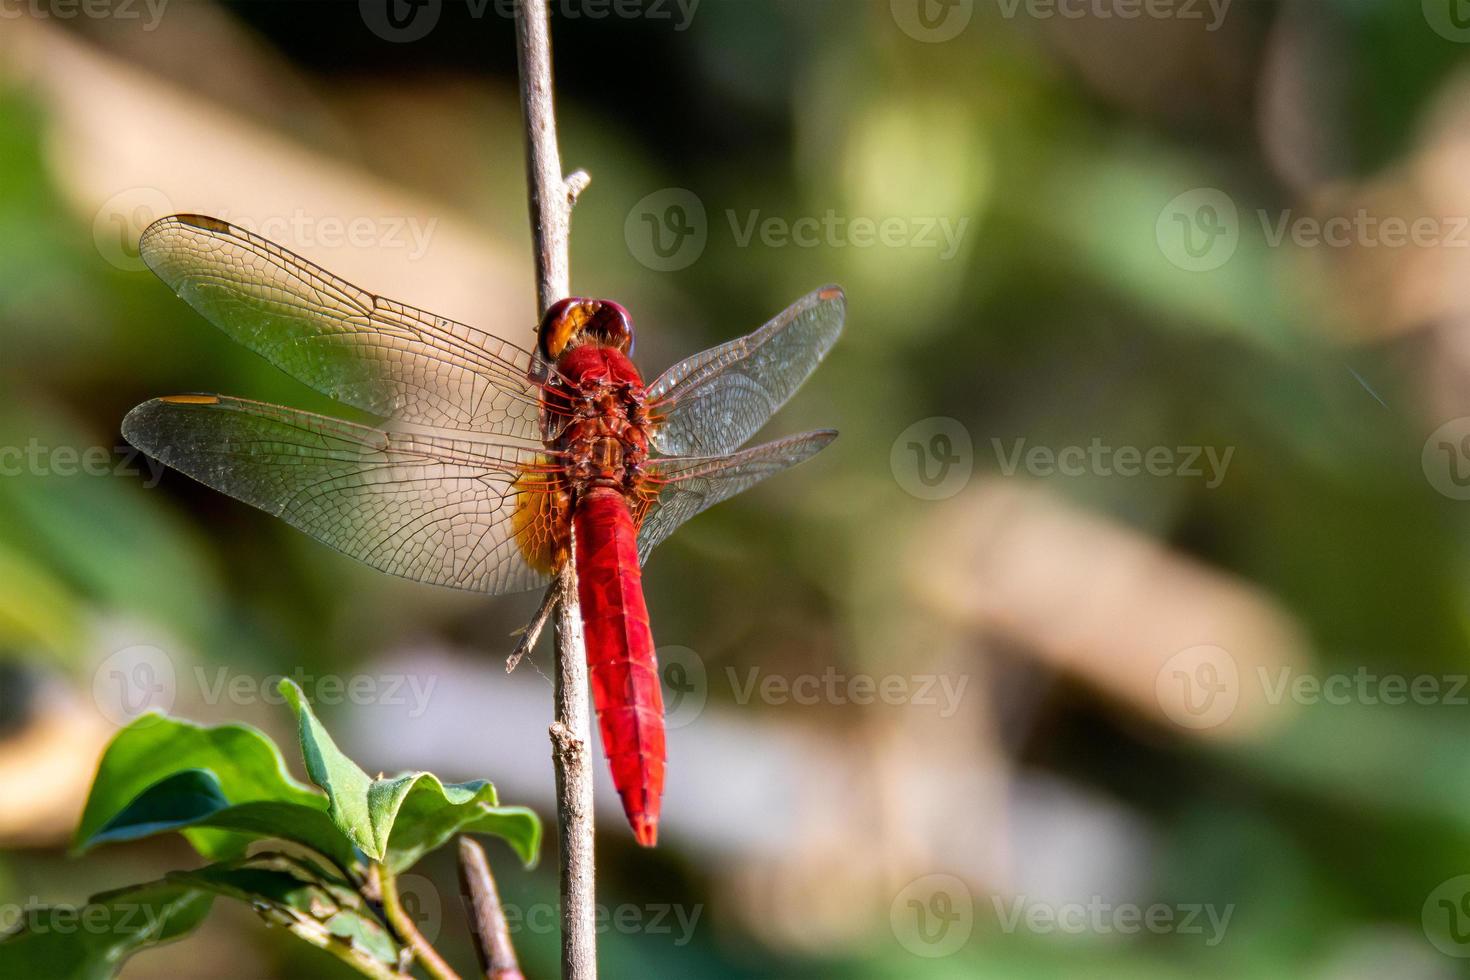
[{"left": 573, "top": 486, "right": 665, "bottom": 846}]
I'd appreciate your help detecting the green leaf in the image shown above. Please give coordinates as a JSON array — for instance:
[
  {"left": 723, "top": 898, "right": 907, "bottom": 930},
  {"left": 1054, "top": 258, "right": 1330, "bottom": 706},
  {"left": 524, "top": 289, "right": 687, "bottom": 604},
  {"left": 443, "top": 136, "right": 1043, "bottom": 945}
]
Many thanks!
[
  {"left": 74, "top": 713, "right": 325, "bottom": 863},
  {"left": 170, "top": 856, "right": 399, "bottom": 969},
  {"left": 280, "top": 678, "right": 541, "bottom": 870},
  {"left": 81, "top": 769, "right": 359, "bottom": 872},
  {"left": 0, "top": 881, "right": 212, "bottom": 980},
  {"left": 375, "top": 777, "right": 540, "bottom": 874}
]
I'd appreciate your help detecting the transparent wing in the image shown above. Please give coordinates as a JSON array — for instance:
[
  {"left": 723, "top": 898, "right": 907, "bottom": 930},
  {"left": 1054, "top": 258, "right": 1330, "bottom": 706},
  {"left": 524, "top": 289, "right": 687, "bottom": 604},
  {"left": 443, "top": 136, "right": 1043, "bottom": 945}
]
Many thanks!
[
  {"left": 139, "top": 214, "right": 546, "bottom": 438},
  {"left": 637, "top": 430, "right": 837, "bottom": 564},
  {"left": 646, "top": 286, "right": 844, "bottom": 457},
  {"left": 122, "top": 395, "right": 561, "bottom": 595}
]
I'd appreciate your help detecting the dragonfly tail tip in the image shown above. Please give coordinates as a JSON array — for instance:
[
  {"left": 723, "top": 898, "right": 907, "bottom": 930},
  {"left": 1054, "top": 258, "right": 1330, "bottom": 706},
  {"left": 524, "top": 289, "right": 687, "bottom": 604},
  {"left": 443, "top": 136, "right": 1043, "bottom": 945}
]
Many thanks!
[{"left": 632, "top": 815, "right": 659, "bottom": 848}]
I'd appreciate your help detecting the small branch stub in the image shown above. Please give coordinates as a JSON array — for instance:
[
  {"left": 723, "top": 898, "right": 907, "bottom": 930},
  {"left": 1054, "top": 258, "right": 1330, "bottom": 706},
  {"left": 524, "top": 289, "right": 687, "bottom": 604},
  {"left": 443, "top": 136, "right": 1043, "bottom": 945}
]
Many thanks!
[
  {"left": 565, "top": 170, "right": 592, "bottom": 206},
  {"left": 506, "top": 579, "right": 560, "bottom": 673}
]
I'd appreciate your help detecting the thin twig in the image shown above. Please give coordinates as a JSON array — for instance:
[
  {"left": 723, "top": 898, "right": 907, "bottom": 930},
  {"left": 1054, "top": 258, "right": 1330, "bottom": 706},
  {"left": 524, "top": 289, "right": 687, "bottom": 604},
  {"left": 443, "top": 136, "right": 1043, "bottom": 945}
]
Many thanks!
[
  {"left": 506, "top": 579, "right": 560, "bottom": 673},
  {"left": 459, "top": 837, "right": 526, "bottom": 980},
  {"left": 513, "top": 2, "right": 597, "bottom": 978},
  {"left": 372, "top": 862, "right": 461, "bottom": 980}
]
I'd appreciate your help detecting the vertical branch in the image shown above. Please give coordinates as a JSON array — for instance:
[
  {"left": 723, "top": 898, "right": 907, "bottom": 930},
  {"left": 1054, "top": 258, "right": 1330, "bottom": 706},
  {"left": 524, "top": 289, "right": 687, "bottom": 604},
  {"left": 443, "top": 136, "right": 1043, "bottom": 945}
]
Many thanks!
[
  {"left": 515, "top": 0, "right": 586, "bottom": 310},
  {"left": 549, "top": 562, "right": 595, "bottom": 980},
  {"left": 549, "top": 558, "right": 593, "bottom": 980},
  {"left": 513, "top": 2, "right": 597, "bottom": 978}
]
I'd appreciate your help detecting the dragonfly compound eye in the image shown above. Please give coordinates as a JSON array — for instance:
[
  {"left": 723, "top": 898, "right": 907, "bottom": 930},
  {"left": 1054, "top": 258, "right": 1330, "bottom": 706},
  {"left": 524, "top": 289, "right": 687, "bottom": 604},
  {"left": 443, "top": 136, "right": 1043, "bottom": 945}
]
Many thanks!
[
  {"left": 538, "top": 298, "right": 635, "bottom": 359},
  {"left": 587, "top": 299, "right": 635, "bottom": 355}
]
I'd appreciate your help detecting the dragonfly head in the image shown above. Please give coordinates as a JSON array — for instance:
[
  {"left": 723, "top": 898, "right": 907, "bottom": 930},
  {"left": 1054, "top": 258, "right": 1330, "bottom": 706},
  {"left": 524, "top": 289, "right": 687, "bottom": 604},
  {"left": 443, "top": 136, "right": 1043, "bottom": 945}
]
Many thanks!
[{"left": 539, "top": 298, "right": 635, "bottom": 360}]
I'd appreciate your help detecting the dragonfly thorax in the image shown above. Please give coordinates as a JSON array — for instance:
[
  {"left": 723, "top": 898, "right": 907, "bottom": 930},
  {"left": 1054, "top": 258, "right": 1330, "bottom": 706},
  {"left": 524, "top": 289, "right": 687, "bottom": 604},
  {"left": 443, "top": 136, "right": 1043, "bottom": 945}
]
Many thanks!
[
  {"left": 547, "top": 344, "right": 653, "bottom": 505},
  {"left": 558, "top": 414, "right": 651, "bottom": 494}
]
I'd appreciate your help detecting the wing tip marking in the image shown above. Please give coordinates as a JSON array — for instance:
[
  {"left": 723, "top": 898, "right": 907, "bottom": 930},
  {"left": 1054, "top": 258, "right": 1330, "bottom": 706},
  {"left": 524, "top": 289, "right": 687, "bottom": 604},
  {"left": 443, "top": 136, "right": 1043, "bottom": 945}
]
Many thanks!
[
  {"left": 174, "top": 214, "right": 234, "bottom": 234},
  {"left": 158, "top": 394, "right": 222, "bottom": 405}
]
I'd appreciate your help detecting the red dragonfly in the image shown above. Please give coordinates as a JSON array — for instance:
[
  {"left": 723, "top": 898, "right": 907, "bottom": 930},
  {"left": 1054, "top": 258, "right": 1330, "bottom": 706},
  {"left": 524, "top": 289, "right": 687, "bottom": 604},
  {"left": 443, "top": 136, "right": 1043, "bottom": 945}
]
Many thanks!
[{"left": 122, "top": 214, "right": 843, "bottom": 847}]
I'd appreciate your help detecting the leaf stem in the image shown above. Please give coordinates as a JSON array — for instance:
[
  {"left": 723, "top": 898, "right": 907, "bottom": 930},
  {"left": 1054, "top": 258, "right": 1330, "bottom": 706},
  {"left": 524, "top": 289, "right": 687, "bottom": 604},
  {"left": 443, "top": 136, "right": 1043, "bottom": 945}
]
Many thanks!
[
  {"left": 254, "top": 904, "right": 405, "bottom": 980},
  {"left": 371, "top": 862, "right": 461, "bottom": 980}
]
